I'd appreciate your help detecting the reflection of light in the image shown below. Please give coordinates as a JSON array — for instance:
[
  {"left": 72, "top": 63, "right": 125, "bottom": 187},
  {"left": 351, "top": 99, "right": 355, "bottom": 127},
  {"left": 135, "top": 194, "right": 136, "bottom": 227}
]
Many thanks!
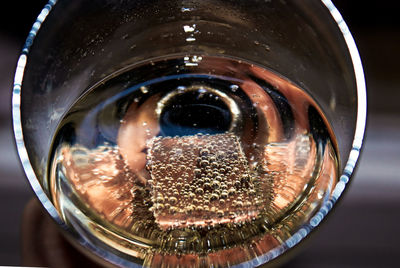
[
  {"left": 186, "top": 37, "right": 196, "bottom": 42},
  {"left": 157, "top": 213, "right": 258, "bottom": 230},
  {"left": 191, "top": 55, "right": 202, "bottom": 62},
  {"left": 264, "top": 134, "right": 317, "bottom": 212},
  {"left": 183, "top": 25, "right": 195, "bottom": 32},
  {"left": 181, "top": 7, "right": 194, "bottom": 12},
  {"left": 184, "top": 55, "right": 203, "bottom": 67},
  {"left": 274, "top": 195, "right": 291, "bottom": 209},
  {"left": 61, "top": 146, "right": 135, "bottom": 227}
]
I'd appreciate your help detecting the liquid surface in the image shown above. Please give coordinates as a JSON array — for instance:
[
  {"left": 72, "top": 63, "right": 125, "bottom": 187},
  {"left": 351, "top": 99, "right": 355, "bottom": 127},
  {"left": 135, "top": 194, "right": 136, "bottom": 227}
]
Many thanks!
[{"left": 49, "top": 55, "right": 338, "bottom": 267}]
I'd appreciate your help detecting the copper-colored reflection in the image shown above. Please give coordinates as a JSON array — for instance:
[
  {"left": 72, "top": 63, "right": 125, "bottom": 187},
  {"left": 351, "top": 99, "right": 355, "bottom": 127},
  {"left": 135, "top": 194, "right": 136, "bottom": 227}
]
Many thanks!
[
  {"left": 265, "top": 134, "right": 317, "bottom": 213},
  {"left": 61, "top": 146, "right": 145, "bottom": 228},
  {"left": 52, "top": 56, "right": 339, "bottom": 265},
  {"left": 117, "top": 94, "right": 160, "bottom": 174}
]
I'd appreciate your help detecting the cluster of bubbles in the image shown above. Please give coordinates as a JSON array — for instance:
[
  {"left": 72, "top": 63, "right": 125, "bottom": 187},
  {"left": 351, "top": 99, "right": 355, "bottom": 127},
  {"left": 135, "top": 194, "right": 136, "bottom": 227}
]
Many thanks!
[
  {"left": 146, "top": 132, "right": 264, "bottom": 229},
  {"left": 59, "top": 131, "right": 275, "bottom": 254}
]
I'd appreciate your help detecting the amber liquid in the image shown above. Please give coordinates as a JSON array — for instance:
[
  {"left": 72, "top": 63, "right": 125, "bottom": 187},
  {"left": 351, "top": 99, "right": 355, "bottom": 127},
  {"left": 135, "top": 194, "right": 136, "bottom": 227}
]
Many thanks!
[{"left": 49, "top": 55, "right": 338, "bottom": 267}]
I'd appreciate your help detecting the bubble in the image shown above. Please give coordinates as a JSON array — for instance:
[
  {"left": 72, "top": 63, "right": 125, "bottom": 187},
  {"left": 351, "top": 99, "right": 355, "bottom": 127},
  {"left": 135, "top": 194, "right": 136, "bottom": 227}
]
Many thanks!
[
  {"left": 156, "top": 195, "right": 164, "bottom": 203},
  {"left": 200, "top": 160, "right": 209, "bottom": 167},
  {"left": 230, "top": 84, "right": 239, "bottom": 92},
  {"left": 217, "top": 151, "right": 225, "bottom": 159},
  {"left": 154, "top": 185, "right": 162, "bottom": 191},
  {"left": 200, "top": 149, "right": 209, "bottom": 156},
  {"left": 241, "top": 175, "right": 250, "bottom": 183},
  {"left": 179, "top": 165, "right": 186, "bottom": 171},
  {"left": 140, "top": 86, "right": 148, "bottom": 93},
  {"left": 169, "top": 206, "right": 177, "bottom": 214},
  {"left": 210, "top": 193, "right": 219, "bottom": 201},
  {"left": 195, "top": 188, "right": 204, "bottom": 194},
  {"left": 217, "top": 210, "right": 224, "bottom": 217},
  {"left": 220, "top": 190, "right": 228, "bottom": 199},
  {"left": 211, "top": 180, "right": 220, "bottom": 189},
  {"left": 169, "top": 196, "right": 178, "bottom": 205},
  {"left": 228, "top": 188, "right": 236, "bottom": 195},
  {"left": 234, "top": 180, "right": 241, "bottom": 187},
  {"left": 255, "top": 199, "right": 263, "bottom": 206},
  {"left": 185, "top": 205, "right": 194, "bottom": 213},
  {"left": 156, "top": 204, "right": 164, "bottom": 210},
  {"left": 236, "top": 201, "right": 243, "bottom": 207}
]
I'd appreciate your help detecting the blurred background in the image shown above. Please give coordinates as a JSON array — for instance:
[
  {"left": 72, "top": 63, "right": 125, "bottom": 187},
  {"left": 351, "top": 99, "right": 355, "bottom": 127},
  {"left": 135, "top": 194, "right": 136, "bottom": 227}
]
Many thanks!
[{"left": 0, "top": 0, "right": 399, "bottom": 267}]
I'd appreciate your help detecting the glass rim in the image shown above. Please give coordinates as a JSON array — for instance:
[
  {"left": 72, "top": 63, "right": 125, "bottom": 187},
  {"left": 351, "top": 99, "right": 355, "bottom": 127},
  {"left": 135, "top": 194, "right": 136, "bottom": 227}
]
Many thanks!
[{"left": 12, "top": 0, "right": 367, "bottom": 266}]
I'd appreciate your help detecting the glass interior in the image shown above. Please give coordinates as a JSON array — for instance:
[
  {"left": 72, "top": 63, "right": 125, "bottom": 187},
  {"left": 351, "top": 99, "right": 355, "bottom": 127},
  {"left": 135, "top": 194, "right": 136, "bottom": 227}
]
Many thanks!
[{"left": 14, "top": 0, "right": 365, "bottom": 267}]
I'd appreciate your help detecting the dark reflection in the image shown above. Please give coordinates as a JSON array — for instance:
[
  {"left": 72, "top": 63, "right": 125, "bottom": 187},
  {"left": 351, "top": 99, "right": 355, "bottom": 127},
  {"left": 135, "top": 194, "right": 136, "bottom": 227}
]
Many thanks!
[
  {"left": 249, "top": 75, "right": 294, "bottom": 140},
  {"left": 308, "top": 105, "right": 330, "bottom": 149},
  {"left": 159, "top": 89, "right": 232, "bottom": 136}
]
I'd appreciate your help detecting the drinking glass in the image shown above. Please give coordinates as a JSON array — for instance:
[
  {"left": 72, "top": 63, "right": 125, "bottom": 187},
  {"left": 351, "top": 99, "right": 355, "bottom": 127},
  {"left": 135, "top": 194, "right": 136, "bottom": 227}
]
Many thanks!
[{"left": 13, "top": 0, "right": 366, "bottom": 267}]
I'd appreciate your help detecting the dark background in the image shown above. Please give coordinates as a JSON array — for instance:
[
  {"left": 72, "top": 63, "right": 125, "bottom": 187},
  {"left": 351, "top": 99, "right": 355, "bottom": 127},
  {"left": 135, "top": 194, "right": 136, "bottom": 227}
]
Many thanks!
[{"left": 0, "top": 0, "right": 399, "bottom": 267}]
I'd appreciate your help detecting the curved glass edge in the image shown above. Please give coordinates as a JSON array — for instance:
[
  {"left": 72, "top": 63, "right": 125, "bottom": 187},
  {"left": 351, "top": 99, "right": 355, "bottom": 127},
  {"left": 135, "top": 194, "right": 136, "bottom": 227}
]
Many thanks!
[
  {"left": 12, "top": 1, "right": 141, "bottom": 267},
  {"left": 12, "top": 0, "right": 367, "bottom": 267},
  {"left": 320, "top": 0, "right": 367, "bottom": 203},
  {"left": 237, "top": 1, "right": 367, "bottom": 266},
  {"left": 12, "top": 0, "right": 61, "bottom": 223}
]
